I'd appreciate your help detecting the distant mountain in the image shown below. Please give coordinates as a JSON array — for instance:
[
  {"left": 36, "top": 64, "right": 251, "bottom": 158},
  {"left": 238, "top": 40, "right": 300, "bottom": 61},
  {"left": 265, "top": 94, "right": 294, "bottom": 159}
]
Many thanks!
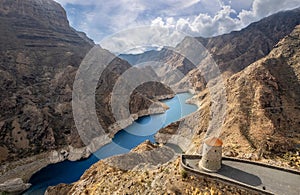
[
  {"left": 48, "top": 25, "right": 300, "bottom": 195},
  {"left": 121, "top": 8, "right": 300, "bottom": 90},
  {"left": 194, "top": 7, "right": 300, "bottom": 75},
  {"left": 120, "top": 48, "right": 197, "bottom": 92},
  {"left": 47, "top": 7, "right": 300, "bottom": 195}
]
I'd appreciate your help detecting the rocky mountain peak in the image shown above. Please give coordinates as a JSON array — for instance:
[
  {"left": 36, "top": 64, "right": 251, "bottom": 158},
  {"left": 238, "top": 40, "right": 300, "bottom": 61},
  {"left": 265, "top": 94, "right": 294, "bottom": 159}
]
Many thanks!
[
  {"left": 0, "top": 0, "right": 174, "bottom": 180},
  {"left": 0, "top": 0, "right": 69, "bottom": 29},
  {"left": 194, "top": 7, "right": 300, "bottom": 74}
]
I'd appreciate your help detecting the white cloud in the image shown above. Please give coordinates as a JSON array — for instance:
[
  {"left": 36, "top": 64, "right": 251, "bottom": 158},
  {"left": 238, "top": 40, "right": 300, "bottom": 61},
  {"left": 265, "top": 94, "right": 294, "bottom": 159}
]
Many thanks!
[
  {"left": 54, "top": 0, "right": 225, "bottom": 42},
  {"left": 55, "top": 0, "right": 94, "bottom": 5},
  {"left": 223, "top": 0, "right": 254, "bottom": 13},
  {"left": 151, "top": 0, "right": 300, "bottom": 38},
  {"left": 100, "top": 26, "right": 186, "bottom": 54},
  {"left": 151, "top": 6, "right": 240, "bottom": 37},
  {"left": 53, "top": 0, "right": 299, "bottom": 53}
]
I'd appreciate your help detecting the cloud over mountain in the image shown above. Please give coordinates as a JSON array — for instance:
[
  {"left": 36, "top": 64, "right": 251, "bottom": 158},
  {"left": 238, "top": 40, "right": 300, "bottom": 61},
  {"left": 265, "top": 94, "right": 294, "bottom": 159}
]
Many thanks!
[{"left": 54, "top": 0, "right": 300, "bottom": 53}]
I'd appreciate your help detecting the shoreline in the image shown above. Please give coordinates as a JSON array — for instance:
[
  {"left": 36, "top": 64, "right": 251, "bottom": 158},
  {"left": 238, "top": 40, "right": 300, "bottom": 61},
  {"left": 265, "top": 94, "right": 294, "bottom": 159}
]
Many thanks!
[{"left": 0, "top": 93, "right": 177, "bottom": 193}]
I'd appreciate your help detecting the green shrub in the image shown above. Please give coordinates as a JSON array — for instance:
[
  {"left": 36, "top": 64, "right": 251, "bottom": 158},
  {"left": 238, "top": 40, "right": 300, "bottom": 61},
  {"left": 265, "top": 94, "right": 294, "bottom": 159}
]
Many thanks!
[{"left": 181, "top": 169, "right": 188, "bottom": 179}]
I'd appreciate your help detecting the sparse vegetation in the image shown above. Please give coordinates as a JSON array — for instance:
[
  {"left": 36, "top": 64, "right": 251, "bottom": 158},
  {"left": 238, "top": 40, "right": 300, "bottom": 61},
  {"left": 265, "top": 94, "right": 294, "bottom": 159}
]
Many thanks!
[
  {"left": 181, "top": 169, "right": 188, "bottom": 179},
  {"left": 47, "top": 158, "right": 253, "bottom": 195},
  {"left": 282, "top": 150, "right": 300, "bottom": 169}
]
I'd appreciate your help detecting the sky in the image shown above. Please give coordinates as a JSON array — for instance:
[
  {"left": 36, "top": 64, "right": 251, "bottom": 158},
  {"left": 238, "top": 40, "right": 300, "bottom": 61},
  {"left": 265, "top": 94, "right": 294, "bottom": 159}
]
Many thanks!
[{"left": 54, "top": 0, "right": 300, "bottom": 53}]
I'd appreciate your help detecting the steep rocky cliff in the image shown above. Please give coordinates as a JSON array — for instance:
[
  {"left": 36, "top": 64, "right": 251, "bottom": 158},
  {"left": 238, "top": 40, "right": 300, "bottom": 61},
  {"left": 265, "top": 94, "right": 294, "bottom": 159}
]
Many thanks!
[
  {"left": 222, "top": 24, "right": 300, "bottom": 156},
  {"left": 121, "top": 8, "right": 300, "bottom": 91},
  {"left": 157, "top": 24, "right": 300, "bottom": 159},
  {"left": 0, "top": 0, "right": 174, "bottom": 188},
  {"left": 48, "top": 12, "right": 300, "bottom": 195},
  {"left": 0, "top": 0, "right": 93, "bottom": 163}
]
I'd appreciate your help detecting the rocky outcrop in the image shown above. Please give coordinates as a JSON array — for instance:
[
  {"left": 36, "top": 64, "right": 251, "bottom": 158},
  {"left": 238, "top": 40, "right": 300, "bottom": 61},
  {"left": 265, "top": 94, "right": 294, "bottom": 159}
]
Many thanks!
[
  {"left": 46, "top": 146, "right": 251, "bottom": 195},
  {"left": 47, "top": 9, "right": 300, "bottom": 195},
  {"left": 121, "top": 8, "right": 300, "bottom": 93},
  {"left": 0, "top": 0, "right": 94, "bottom": 164},
  {"left": 0, "top": 178, "right": 31, "bottom": 194},
  {"left": 221, "top": 25, "right": 300, "bottom": 156},
  {"left": 0, "top": 0, "right": 175, "bottom": 191},
  {"left": 157, "top": 25, "right": 300, "bottom": 160},
  {"left": 104, "top": 141, "right": 176, "bottom": 170}
]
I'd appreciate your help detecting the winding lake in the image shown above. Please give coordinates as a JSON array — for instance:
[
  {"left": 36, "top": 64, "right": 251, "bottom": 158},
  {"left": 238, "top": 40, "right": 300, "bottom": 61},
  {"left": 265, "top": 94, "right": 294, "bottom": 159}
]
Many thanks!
[{"left": 24, "top": 92, "right": 197, "bottom": 195}]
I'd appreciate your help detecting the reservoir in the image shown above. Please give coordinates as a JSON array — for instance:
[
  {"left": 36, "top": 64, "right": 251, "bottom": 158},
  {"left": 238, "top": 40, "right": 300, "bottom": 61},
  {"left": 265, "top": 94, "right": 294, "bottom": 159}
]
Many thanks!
[{"left": 24, "top": 92, "right": 197, "bottom": 195}]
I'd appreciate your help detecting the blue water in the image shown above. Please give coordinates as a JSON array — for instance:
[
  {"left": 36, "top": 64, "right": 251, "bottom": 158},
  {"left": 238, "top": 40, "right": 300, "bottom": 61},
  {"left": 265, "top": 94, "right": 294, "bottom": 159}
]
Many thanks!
[{"left": 23, "top": 93, "right": 197, "bottom": 195}]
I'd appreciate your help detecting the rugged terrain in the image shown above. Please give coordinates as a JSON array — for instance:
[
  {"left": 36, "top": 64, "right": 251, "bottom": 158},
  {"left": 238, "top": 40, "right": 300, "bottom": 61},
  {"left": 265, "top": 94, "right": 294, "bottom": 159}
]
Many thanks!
[
  {"left": 223, "top": 24, "right": 300, "bottom": 158},
  {"left": 157, "top": 23, "right": 300, "bottom": 160},
  {"left": 48, "top": 9, "right": 300, "bottom": 195},
  {"left": 0, "top": 0, "right": 174, "bottom": 192},
  {"left": 1, "top": 0, "right": 300, "bottom": 194},
  {"left": 121, "top": 8, "right": 300, "bottom": 90},
  {"left": 46, "top": 141, "right": 253, "bottom": 195}
]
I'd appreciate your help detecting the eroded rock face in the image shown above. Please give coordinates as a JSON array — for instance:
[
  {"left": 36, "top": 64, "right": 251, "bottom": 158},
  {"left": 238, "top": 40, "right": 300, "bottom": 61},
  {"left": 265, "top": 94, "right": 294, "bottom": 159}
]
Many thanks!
[
  {"left": 0, "top": 178, "right": 31, "bottom": 194},
  {"left": 0, "top": 0, "right": 94, "bottom": 164},
  {"left": 157, "top": 25, "right": 300, "bottom": 158},
  {"left": 0, "top": 0, "right": 69, "bottom": 28},
  {"left": 222, "top": 25, "right": 300, "bottom": 155},
  {"left": 47, "top": 9, "right": 300, "bottom": 195},
  {"left": 121, "top": 8, "right": 300, "bottom": 92},
  {"left": 0, "top": 0, "right": 174, "bottom": 172}
]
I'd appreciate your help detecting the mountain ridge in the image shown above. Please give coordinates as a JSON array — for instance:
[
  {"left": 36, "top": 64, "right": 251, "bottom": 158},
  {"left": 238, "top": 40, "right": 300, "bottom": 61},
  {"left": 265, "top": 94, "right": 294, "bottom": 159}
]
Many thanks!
[
  {"left": 0, "top": 0, "right": 174, "bottom": 192},
  {"left": 47, "top": 8, "right": 300, "bottom": 195},
  {"left": 48, "top": 23, "right": 300, "bottom": 195},
  {"left": 121, "top": 7, "right": 300, "bottom": 84},
  {"left": 1, "top": 1, "right": 300, "bottom": 194}
]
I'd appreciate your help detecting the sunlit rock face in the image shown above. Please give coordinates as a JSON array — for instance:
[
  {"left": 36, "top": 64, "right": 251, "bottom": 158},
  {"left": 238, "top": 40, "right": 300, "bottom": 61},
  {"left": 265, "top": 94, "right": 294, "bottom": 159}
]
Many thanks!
[
  {"left": 0, "top": 0, "right": 93, "bottom": 164},
  {"left": 0, "top": 0, "right": 174, "bottom": 166},
  {"left": 47, "top": 8, "right": 300, "bottom": 195},
  {"left": 156, "top": 9, "right": 300, "bottom": 156}
]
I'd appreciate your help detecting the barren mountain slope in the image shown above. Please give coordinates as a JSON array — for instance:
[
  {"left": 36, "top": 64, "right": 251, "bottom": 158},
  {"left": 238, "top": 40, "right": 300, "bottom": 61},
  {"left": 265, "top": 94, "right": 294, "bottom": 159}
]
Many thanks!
[
  {"left": 121, "top": 8, "right": 300, "bottom": 93},
  {"left": 48, "top": 18, "right": 300, "bottom": 195},
  {"left": 0, "top": 0, "right": 174, "bottom": 184},
  {"left": 158, "top": 24, "right": 300, "bottom": 159},
  {"left": 222, "top": 24, "right": 300, "bottom": 156}
]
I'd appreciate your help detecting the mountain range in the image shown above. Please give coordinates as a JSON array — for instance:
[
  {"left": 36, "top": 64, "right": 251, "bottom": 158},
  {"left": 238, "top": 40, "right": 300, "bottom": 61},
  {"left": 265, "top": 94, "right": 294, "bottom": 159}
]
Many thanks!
[
  {"left": 0, "top": 0, "right": 299, "bottom": 194},
  {"left": 52, "top": 20, "right": 300, "bottom": 195}
]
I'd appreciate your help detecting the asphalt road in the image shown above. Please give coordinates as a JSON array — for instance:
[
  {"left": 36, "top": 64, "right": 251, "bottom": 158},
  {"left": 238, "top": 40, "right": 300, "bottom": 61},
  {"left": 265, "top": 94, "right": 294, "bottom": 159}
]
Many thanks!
[{"left": 183, "top": 157, "right": 300, "bottom": 195}]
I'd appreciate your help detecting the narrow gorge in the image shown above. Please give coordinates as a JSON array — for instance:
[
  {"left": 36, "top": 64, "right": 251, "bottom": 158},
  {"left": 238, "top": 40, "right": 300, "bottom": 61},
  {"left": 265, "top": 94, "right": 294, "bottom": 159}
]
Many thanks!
[{"left": 0, "top": 0, "right": 300, "bottom": 194}]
